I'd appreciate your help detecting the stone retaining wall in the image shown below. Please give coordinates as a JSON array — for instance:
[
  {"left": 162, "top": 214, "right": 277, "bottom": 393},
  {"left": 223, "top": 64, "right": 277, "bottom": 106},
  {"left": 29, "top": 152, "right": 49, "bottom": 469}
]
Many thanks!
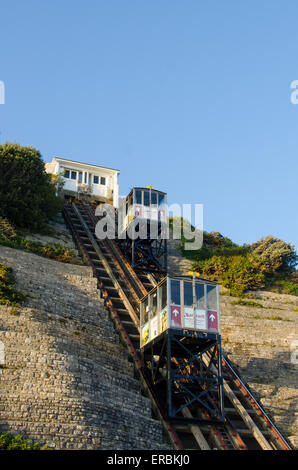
[{"left": 0, "top": 246, "right": 165, "bottom": 449}]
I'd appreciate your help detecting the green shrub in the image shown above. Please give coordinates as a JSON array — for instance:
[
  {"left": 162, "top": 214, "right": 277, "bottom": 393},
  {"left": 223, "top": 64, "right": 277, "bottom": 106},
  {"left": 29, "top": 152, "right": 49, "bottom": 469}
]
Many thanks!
[
  {"left": 267, "top": 275, "right": 298, "bottom": 296},
  {"left": 0, "top": 143, "right": 62, "bottom": 231},
  {"left": 250, "top": 236, "right": 297, "bottom": 273},
  {"left": 193, "top": 254, "right": 265, "bottom": 296},
  {"left": 9, "top": 308, "right": 20, "bottom": 316},
  {"left": 171, "top": 219, "right": 298, "bottom": 297},
  {"left": 170, "top": 218, "right": 248, "bottom": 263},
  {"left": 0, "top": 432, "right": 48, "bottom": 450},
  {"left": 0, "top": 217, "right": 17, "bottom": 241},
  {"left": 0, "top": 263, "right": 27, "bottom": 307}
]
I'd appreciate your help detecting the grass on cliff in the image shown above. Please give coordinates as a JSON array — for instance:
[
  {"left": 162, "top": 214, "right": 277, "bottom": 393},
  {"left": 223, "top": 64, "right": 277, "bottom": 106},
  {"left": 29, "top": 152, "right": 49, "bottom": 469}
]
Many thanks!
[
  {"left": 169, "top": 217, "right": 298, "bottom": 297},
  {"left": 0, "top": 432, "right": 48, "bottom": 450},
  {"left": 0, "top": 217, "right": 82, "bottom": 265},
  {"left": 230, "top": 299, "right": 263, "bottom": 308},
  {"left": 0, "top": 263, "right": 27, "bottom": 307}
]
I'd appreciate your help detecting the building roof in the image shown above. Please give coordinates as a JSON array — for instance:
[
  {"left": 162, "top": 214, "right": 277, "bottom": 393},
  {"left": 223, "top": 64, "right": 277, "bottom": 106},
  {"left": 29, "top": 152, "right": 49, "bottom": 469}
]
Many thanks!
[
  {"left": 50, "top": 157, "right": 120, "bottom": 174},
  {"left": 126, "top": 187, "right": 167, "bottom": 198}
]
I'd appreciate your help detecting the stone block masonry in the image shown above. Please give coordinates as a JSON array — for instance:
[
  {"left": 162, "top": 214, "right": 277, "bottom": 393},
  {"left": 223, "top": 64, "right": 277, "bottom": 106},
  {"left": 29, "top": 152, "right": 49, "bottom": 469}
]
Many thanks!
[{"left": 0, "top": 246, "right": 166, "bottom": 449}]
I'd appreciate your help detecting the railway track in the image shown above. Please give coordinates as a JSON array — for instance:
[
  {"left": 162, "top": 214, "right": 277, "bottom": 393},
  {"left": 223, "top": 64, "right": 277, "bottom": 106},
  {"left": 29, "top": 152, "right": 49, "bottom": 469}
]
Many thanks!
[{"left": 63, "top": 200, "right": 292, "bottom": 451}]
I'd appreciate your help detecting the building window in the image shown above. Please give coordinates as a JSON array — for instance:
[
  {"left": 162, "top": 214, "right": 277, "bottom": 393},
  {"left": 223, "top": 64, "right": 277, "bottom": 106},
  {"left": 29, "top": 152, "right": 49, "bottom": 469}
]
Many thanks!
[
  {"left": 195, "top": 284, "right": 205, "bottom": 309},
  {"left": 144, "top": 191, "right": 150, "bottom": 206},
  {"left": 159, "top": 281, "right": 167, "bottom": 310},
  {"left": 64, "top": 170, "right": 70, "bottom": 179},
  {"left": 93, "top": 175, "right": 99, "bottom": 184},
  {"left": 171, "top": 280, "right": 181, "bottom": 305},
  {"left": 207, "top": 285, "right": 217, "bottom": 310},
  {"left": 100, "top": 177, "right": 106, "bottom": 185},
  {"left": 71, "top": 171, "right": 77, "bottom": 180},
  {"left": 184, "top": 281, "right": 193, "bottom": 307},
  {"left": 151, "top": 191, "right": 157, "bottom": 205},
  {"left": 135, "top": 190, "right": 142, "bottom": 204},
  {"left": 78, "top": 172, "right": 82, "bottom": 184},
  {"left": 158, "top": 193, "right": 165, "bottom": 206}
]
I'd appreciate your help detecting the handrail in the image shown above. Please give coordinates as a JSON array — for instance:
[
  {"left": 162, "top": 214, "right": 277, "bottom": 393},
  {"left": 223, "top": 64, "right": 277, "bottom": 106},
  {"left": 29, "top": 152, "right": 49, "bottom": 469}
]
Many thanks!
[{"left": 222, "top": 356, "right": 292, "bottom": 450}]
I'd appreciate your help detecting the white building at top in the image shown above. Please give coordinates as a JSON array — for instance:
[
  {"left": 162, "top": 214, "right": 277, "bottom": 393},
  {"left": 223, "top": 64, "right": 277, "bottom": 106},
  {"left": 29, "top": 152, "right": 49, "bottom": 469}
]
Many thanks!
[{"left": 45, "top": 157, "right": 120, "bottom": 208}]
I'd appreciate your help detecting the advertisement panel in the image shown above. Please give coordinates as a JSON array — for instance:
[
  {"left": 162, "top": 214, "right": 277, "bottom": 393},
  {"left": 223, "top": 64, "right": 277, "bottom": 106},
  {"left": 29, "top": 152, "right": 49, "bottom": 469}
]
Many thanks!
[
  {"left": 150, "top": 207, "right": 158, "bottom": 221},
  {"left": 159, "top": 307, "right": 168, "bottom": 333},
  {"left": 184, "top": 307, "right": 195, "bottom": 329},
  {"left": 150, "top": 316, "right": 159, "bottom": 340},
  {"left": 195, "top": 308, "right": 206, "bottom": 330},
  {"left": 142, "top": 323, "right": 149, "bottom": 347}
]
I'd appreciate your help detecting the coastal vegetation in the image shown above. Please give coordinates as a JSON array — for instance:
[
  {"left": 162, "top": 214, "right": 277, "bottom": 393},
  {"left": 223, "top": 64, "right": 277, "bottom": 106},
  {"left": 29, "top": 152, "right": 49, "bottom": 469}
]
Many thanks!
[{"left": 169, "top": 218, "right": 297, "bottom": 297}]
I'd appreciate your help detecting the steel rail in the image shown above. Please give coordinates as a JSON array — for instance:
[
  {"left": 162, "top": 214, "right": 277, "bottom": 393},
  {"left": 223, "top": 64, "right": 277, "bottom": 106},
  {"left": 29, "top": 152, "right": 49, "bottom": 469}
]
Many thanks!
[
  {"left": 63, "top": 202, "right": 183, "bottom": 450},
  {"left": 83, "top": 202, "right": 148, "bottom": 299},
  {"left": 79, "top": 204, "right": 238, "bottom": 449}
]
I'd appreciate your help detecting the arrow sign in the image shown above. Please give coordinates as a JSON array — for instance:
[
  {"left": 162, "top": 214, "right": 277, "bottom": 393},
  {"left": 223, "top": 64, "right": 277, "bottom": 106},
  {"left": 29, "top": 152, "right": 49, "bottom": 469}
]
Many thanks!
[
  {"left": 208, "top": 310, "right": 218, "bottom": 331},
  {"left": 171, "top": 305, "right": 181, "bottom": 328}
]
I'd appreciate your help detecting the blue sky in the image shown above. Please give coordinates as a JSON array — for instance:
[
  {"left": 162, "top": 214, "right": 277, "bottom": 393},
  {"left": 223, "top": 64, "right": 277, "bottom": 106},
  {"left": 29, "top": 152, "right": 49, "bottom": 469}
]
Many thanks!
[{"left": 0, "top": 1, "right": 297, "bottom": 249}]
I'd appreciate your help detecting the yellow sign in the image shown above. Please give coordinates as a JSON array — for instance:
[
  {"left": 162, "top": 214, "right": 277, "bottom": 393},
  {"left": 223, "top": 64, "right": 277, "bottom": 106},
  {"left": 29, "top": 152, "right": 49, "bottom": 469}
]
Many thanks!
[{"left": 187, "top": 271, "right": 200, "bottom": 277}]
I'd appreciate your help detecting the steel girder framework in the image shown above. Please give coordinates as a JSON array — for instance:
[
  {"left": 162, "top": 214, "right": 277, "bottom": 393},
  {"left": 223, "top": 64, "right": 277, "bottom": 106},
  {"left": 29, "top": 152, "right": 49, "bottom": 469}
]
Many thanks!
[
  {"left": 142, "top": 329, "right": 224, "bottom": 424},
  {"left": 118, "top": 230, "right": 167, "bottom": 273}
]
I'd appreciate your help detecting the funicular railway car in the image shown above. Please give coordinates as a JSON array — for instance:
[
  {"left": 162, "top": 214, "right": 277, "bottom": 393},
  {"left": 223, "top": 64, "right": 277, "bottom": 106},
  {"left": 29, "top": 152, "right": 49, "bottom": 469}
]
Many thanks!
[
  {"left": 118, "top": 187, "right": 168, "bottom": 272},
  {"left": 140, "top": 274, "right": 224, "bottom": 423}
]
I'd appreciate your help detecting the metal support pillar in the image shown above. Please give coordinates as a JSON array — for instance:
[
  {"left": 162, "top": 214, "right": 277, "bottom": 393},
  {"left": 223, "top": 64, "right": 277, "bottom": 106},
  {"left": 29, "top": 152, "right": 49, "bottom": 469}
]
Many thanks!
[{"left": 142, "top": 329, "right": 224, "bottom": 424}]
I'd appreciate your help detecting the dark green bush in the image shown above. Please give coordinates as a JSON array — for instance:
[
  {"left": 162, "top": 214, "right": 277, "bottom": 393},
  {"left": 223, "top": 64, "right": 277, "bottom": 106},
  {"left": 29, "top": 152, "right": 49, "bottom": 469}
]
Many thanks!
[
  {"left": 0, "top": 144, "right": 62, "bottom": 231},
  {"left": 193, "top": 254, "right": 265, "bottom": 296},
  {"left": 250, "top": 236, "right": 297, "bottom": 273}
]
